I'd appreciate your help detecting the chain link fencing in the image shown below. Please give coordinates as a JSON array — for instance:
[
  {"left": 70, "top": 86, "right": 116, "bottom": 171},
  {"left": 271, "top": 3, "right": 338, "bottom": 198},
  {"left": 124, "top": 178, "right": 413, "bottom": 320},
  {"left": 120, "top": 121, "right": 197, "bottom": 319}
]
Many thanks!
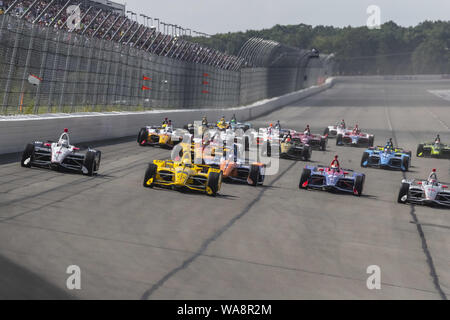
[{"left": 0, "top": 15, "right": 334, "bottom": 115}]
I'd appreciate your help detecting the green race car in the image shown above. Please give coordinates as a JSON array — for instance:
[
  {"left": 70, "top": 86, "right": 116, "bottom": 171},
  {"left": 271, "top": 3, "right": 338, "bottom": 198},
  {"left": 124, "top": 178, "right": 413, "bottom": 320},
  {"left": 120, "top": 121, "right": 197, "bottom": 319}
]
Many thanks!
[{"left": 417, "top": 142, "right": 450, "bottom": 159}]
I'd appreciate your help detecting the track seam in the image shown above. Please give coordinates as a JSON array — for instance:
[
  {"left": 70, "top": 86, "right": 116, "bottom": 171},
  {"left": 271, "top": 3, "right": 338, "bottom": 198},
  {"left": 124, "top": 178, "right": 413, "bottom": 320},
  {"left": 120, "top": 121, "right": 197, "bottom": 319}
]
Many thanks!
[
  {"left": 140, "top": 161, "right": 298, "bottom": 300},
  {"left": 384, "top": 104, "right": 447, "bottom": 300}
]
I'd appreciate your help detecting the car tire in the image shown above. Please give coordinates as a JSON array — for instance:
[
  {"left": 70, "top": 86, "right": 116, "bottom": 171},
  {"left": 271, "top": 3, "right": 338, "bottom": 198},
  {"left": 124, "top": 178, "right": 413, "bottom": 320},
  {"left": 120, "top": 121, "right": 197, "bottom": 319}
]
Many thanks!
[
  {"left": 398, "top": 183, "right": 409, "bottom": 204},
  {"left": 143, "top": 164, "right": 158, "bottom": 188},
  {"left": 138, "top": 128, "right": 147, "bottom": 146},
  {"left": 302, "top": 146, "right": 312, "bottom": 161},
  {"left": 320, "top": 139, "right": 327, "bottom": 151},
  {"left": 402, "top": 157, "right": 409, "bottom": 172},
  {"left": 21, "top": 144, "right": 35, "bottom": 168},
  {"left": 354, "top": 175, "right": 364, "bottom": 196},
  {"left": 94, "top": 151, "right": 102, "bottom": 173},
  {"left": 83, "top": 151, "right": 97, "bottom": 176},
  {"left": 262, "top": 142, "right": 271, "bottom": 157},
  {"left": 207, "top": 171, "right": 223, "bottom": 196},
  {"left": 336, "top": 134, "right": 343, "bottom": 146},
  {"left": 361, "top": 152, "right": 369, "bottom": 167},
  {"left": 244, "top": 136, "right": 250, "bottom": 151},
  {"left": 407, "top": 151, "right": 412, "bottom": 166},
  {"left": 416, "top": 144, "right": 424, "bottom": 157},
  {"left": 299, "top": 169, "right": 311, "bottom": 189},
  {"left": 249, "top": 165, "right": 261, "bottom": 187}
]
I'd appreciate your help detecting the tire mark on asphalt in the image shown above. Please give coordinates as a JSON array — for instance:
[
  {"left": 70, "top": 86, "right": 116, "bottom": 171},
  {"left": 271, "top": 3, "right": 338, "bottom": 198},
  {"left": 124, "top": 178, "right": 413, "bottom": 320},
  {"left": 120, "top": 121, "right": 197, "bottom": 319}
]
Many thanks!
[
  {"left": 428, "top": 109, "right": 450, "bottom": 131},
  {"left": 384, "top": 100, "right": 447, "bottom": 300},
  {"left": 0, "top": 143, "right": 148, "bottom": 194},
  {"left": 141, "top": 161, "right": 298, "bottom": 300},
  {"left": 0, "top": 150, "right": 167, "bottom": 218},
  {"left": 1, "top": 219, "right": 438, "bottom": 297}
]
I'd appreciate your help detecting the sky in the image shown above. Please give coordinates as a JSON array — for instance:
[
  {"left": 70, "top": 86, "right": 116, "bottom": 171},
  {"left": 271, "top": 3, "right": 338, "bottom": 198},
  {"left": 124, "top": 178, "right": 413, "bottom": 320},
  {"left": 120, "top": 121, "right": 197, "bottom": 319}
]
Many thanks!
[{"left": 120, "top": 0, "right": 450, "bottom": 35}]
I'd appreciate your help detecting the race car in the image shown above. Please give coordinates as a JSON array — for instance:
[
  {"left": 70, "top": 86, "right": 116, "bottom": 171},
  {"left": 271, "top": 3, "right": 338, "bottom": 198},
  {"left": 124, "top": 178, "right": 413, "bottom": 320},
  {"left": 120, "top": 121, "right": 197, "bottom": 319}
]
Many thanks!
[
  {"left": 21, "top": 129, "right": 101, "bottom": 176},
  {"left": 231, "top": 122, "right": 252, "bottom": 133},
  {"left": 143, "top": 150, "right": 223, "bottom": 196},
  {"left": 373, "top": 145, "right": 412, "bottom": 158},
  {"left": 324, "top": 122, "right": 349, "bottom": 138},
  {"left": 299, "top": 157, "right": 365, "bottom": 196},
  {"left": 279, "top": 136, "right": 312, "bottom": 161},
  {"left": 416, "top": 140, "right": 450, "bottom": 159},
  {"left": 137, "top": 126, "right": 183, "bottom": 149},
  {"left": 298, "top": 131, "right": 328, "bottom": 151},
  {"left": 336, "top": 126, "right": 374, "bottom": 147},
  {"left": 361, "top": 146, "right": 411, "bottom": 171},
  {"left": 211, "top": 144, "right": 266, "bottom": 186},
  {"left": 398, "top": 177, "right": 450, "bottom": 207},
  {"left": 184, "top": 122, "right": 216, "bottom": 136}
]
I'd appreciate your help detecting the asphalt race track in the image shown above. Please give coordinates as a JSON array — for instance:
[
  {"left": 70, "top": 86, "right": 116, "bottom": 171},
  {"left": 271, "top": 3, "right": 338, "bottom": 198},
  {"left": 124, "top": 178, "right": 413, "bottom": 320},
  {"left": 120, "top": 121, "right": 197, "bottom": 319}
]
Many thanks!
[{"left": 0, "top": 77, "right": 449, "bottom": 300}]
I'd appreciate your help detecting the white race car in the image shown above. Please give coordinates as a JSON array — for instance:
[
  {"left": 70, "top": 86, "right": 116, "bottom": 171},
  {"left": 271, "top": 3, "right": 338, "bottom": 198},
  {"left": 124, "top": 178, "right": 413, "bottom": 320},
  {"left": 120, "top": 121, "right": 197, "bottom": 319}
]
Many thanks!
[
  {"left": 398, "top": 178, "right": 450, "bottom": 207},
  {"left": 324, "top": 123, "right": 349, "bottom": 138},
  {"left": 21, "top": 129, "right": 101, "bottom": 176}
]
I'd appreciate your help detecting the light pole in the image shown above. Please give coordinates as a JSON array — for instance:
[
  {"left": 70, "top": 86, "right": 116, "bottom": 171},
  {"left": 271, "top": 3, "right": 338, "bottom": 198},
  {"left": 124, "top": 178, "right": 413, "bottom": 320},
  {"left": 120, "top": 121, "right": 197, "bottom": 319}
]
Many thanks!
[
  {"left": 127, "top": 10, "right": 136, "bottom": 20},
  {"left": 140, "top": 14, "right": 147, "bottom": 27}
]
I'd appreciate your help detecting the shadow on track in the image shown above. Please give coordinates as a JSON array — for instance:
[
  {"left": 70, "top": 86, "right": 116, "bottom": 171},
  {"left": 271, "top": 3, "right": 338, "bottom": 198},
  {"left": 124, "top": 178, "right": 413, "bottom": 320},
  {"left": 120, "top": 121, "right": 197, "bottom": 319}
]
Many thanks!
[{"left": 0, "top": 254, "right": 76, "bottom": 300}]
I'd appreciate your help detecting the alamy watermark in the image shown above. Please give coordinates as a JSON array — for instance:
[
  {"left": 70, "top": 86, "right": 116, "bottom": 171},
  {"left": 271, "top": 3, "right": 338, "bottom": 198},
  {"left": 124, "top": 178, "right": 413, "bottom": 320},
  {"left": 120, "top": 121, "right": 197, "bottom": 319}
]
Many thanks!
[
  {"left": 366, "top": 265, "right": 381, "bottom": 290},
  {"left": 66, "top": 265, "right": 81, "bottom": 290},
  {"left": 66, "top": 5, "right": 81, "bottom": 32},
  {"left": 367, "top": 5, "right": 381, "bottom": 30}
]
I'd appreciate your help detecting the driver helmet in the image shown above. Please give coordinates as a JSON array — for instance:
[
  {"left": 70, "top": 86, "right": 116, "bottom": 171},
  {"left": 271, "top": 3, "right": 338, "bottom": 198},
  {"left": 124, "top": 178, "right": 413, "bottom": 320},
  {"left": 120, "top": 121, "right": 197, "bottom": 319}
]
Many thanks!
[
  {"left": 428, "top": 169, "right": 438, "bottom": 184},
  {"left": 331, "top": 155, "right": 339, "bottom": 169},
  {"left": 435, "top": 135, "right": 441, "bottom": 143}
]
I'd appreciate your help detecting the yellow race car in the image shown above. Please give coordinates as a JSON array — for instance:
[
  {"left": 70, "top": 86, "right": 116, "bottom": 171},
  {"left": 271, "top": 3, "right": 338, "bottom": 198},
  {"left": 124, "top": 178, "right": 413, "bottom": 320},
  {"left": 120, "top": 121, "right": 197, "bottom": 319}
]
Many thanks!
[
  {"left": 137, "top": 126, "right": 182, "bottom": 149},
  {"left": 143, "top": 151, "right": 223, "bottom": 196}
]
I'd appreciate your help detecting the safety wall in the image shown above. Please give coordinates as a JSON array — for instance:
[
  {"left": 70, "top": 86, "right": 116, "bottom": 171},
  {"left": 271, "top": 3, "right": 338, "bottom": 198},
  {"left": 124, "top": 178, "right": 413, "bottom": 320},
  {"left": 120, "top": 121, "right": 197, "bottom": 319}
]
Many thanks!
[
  {"left": 0, "top": 78, "right": 334, "bottom": 154},
  {"left": 0, "top": 14, "right": 333, "bottom": 115}
]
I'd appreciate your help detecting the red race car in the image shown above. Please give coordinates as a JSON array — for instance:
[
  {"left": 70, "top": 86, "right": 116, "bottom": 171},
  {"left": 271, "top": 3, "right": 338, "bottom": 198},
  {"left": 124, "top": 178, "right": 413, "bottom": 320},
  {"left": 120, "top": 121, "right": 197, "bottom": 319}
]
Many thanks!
[
  {"left": 297, "top": 126, "right": 328, "bottom": 151},
  {"left": 336, "top": 125, "right": 375, "bottom": 148}
]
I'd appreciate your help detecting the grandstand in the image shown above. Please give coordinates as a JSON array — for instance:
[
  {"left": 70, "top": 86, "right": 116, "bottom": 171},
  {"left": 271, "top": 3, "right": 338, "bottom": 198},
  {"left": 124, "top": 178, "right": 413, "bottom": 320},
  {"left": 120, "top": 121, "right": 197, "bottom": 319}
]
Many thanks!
[{"left": 0, "top": 0, "right": 244, "bottom": 70}]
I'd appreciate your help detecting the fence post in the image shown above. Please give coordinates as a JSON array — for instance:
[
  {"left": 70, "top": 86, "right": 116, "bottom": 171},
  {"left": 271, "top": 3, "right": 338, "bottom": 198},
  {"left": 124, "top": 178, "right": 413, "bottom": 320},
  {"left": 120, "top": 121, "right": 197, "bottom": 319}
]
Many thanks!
[
  {"left": 33, "top": 25, "right": 51, "bottom": 114},
  {"left": 46, "top": 30, "right": 63, "bottom": 113},
  {"left": 2, "top": 17, "right": 23, "bottom": 114},
  {"left": 70, "top": 36, "right": 85, "bottom": 113},
  {"left": 91, "top": 40, "right": 105, "bottom": 111},
  {"left": 127, "top": 47, "right": 137, "bottom": 110},
  {"left": 58, "top": 33, "right": 75, "bottom": 113},
  {"left": 16, "top": 21, "right": 37, "bottom": 114},
  {"left": 110, "top": 43, "right": 121, "bottom": 109},
  {"left": 81, "top": 39, "right": 95, "bottom": 110},
  {"left": 101, "top": 41, "right": 114, "bottom": 111},
  {"left": 118, "top": 45, "right": 130, "bottom": 109}
]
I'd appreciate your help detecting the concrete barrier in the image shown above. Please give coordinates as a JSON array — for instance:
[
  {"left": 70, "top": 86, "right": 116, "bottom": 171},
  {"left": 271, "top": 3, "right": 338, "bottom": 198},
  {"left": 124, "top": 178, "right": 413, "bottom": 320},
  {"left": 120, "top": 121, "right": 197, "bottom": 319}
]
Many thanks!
[
  {"left": 0, "top": 78, "right": 334, "bottom": 154},
  {"left": 337, "top": 75, "right": 450, "bottom": 81}
]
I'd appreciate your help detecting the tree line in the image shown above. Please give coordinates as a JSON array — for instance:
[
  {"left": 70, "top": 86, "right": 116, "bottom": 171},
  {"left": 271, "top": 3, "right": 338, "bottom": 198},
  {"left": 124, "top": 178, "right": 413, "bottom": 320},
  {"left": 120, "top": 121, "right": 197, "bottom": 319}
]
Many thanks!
[{"left": 192, "top": 21, "right": 450, "bottom": 75}]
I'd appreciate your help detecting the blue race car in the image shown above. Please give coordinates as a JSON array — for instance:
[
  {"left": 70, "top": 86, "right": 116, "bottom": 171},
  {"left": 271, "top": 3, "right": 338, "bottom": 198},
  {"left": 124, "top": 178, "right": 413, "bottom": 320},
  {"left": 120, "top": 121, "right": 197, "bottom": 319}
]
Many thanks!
[
  {"left": 299, "top": 163, "right": 365, "bottom": 196},
  {"left": 361, "top": 146, "right": 411, "bottom": 171}
]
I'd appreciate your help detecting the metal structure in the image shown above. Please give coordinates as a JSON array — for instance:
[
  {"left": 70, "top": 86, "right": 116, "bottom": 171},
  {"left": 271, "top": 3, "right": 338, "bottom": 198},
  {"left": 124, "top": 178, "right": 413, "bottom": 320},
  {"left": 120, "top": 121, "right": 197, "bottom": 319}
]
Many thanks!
[
  {"left": 0, "top": 12, "right": 333, "bottom": 115},
  {"left": 236, "top": 38, "right": 332, "bottom": 105}
]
